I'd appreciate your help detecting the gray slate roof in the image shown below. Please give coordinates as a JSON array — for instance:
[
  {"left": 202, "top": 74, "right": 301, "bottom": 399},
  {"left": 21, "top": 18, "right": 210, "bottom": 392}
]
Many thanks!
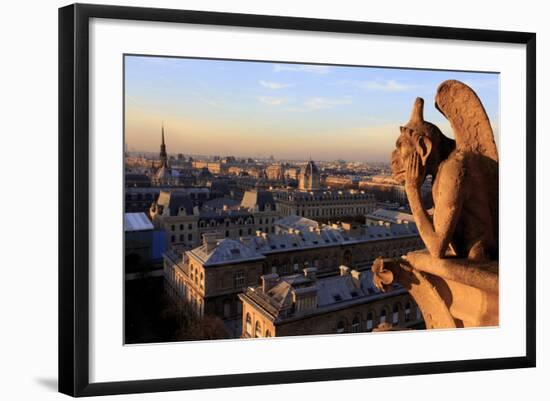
[
  {"left": 187, "top": 238, "right": 265, "bottom": 267},
  {"left": 124, "top": 212, "right": 154, "bottom": 232},
  {"left": 241, "top": 190, "right": 277, "bottom": 212},
  {"left": 156, "top": 191, "right": 194, "bottom": 216}
]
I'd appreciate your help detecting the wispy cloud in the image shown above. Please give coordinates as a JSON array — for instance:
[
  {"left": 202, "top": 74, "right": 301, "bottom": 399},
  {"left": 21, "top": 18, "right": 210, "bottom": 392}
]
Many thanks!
[
  {"left": 357, "top": 80, "right": 418, "bottom": 92},
  {"left": 273, "top": 65, "right": 331, "bottom": 74},
  {"left": 305, "top": 97, "right": 351, "bottom": 110},
  {"left": 285, "top": 97, "right": 352, "bottom": 112},
  {"left": 258, "top": 96, "right": 286, "bottom": 106},
  {"left": 259, "top": 80, "right": 293, "bottom": 90}
]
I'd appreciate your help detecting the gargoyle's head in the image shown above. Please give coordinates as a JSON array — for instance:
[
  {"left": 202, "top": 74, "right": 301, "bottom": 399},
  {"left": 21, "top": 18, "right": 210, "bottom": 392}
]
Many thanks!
[{"left": 391, "top": 97, "right": 452, "bottom": 184}]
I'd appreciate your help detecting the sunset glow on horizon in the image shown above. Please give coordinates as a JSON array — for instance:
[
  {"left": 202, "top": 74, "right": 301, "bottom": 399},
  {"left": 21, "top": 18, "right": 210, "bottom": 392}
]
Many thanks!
[{"left": 124, "top": 55, "right": 500, "bottom": 162}]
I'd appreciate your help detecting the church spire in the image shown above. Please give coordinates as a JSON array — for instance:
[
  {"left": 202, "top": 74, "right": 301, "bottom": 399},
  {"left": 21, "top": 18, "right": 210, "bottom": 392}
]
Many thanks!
[{"left": 159, "top": 122, "right": 168, "bottom": 168}]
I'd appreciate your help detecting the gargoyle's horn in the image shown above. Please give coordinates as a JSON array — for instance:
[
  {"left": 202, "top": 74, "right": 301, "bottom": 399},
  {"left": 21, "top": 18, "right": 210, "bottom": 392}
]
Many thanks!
[{"left": 408, "top": 97, "right": 424, "bottom": 125}]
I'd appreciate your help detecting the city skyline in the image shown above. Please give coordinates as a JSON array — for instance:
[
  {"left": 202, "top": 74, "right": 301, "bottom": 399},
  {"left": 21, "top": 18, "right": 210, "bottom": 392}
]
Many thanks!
[{"left": 125, "top": 55, "right": 500, "bottom": 163}]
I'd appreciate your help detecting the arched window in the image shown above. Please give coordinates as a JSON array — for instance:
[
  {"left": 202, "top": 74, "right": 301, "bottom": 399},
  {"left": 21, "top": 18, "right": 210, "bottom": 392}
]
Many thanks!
[
  {"left": 255, "top": 321, "right": 262, "bottom": 338},
  {"left": 265, "top": 330, "right": 272, "bottom": 338},
  {"left": 380, "top": 309, "right": 387, "bottom": 324},
  {"left": 393, "top": 304, "right": 399, "bottom": 324},
  {"left": 352, "top": 316, "right": 360, "bottom": 333},
  {"left": 223, "top": 300, "right": 231, "bottom": 319},
  {"left": 366, "top": 312, "right": 374, "bottom": 331},
  {"left": 336, "top": 321, "right": 345, "bottom": 334},
  {"left": 245, "top": 313, "right": 252, "bottom": 336},
  {"left": 405, "top": 302, "right": 411, "bottom": 322}
]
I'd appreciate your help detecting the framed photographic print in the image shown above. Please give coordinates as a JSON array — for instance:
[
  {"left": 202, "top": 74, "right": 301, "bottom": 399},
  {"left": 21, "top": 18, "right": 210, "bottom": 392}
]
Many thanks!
[{"left": 58, "top": 3, "right": 536, "bottom": 397}]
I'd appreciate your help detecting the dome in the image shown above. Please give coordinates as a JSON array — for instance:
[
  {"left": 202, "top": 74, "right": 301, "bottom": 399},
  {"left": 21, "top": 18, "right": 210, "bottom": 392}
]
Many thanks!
[{"left": 303, "top": 160, "right": 319, "bottom": 176}]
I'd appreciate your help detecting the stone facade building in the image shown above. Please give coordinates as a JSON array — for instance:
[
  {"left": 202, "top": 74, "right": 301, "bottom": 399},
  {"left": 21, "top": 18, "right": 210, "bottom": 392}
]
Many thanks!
[
  {"left": 298, "top": 160, "right": 321, "bottom": 191},
  {"left": 239, "top": 266, "right": 423, "bottom": 338},
  {"left": 151, "top": 189, "right": 281, "bottom": 250},
  {"left": 163, "top": 218, "right": 424, "bottom": 330},
  {"left": 273, "top": 189, "right": 376, "bottom": 220}
]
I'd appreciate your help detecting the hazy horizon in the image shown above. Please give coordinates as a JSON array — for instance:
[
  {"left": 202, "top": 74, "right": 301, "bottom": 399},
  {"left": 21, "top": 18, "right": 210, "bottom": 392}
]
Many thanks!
[{"left": 125, "top": 56, "right": 500, "bottom": 163}]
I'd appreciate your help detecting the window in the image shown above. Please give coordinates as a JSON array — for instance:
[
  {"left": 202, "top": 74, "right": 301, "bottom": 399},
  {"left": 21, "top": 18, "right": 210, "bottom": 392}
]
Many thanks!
[
  {"left": 188, "top": 233, "right": 192, "bottom": 241},
  {"left": 171, "top": 225, "right": 175, "bottom": 231},
  {"left": 234, "top": 271, "right": 245, "bottom": 288},
  {"left": 393, "top": 304, "right": 399, "bottom": 324},
  {"left": 180, "top": 224, "right": 183, "bottom": 230},
  {"left": 380, "top": 309, "right": 387, "bottom": 324},
  {"left": 336, "top": 321, "right": 345, "bottom": 334},
  {"left": 179, "top": 234, "right": 184, "bottom": 241},
  {"left": 255, "top": 321, "right": 262, "bottom": 338},
  {"left": 223, "top": 301, "right": 231, "bottom": 319},
  {"left": 405, "top": 302, "right": 411, "bottom": 322},
  {"left": 225, "top": 230, "right": 230, "bottom": 237},
  {"left": 352, "top": 316, "right": 360, "bottom": 333},
  {"left": 265, "top": 330, "right": 272, "bottom": 337},
  {"left": 170, "top": 235, "right": 175, "bottom": 243},
  {"left": 366, "top": 312, "right": 374, "bottom": 331},
  {"left": 245, "top": 313, "right": 252, "bottom": 336},
  {"left": 188, "top": 223, "right": 192, "bottom": 230}
]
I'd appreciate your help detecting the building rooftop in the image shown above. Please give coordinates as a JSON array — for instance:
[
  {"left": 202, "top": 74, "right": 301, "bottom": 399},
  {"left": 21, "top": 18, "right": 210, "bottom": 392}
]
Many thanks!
[
  {"left": 241, "top": 190, "right": 277, "bottom": 212},
  {"left": 272, "top": 189, "right": 374, "bottom": 201},
  {"left": 187, "top": 238, "right": 265, "bottom": 267},
  {"left": 185, "top": 218, "right": 419, "bottom": 267},
  {"left": 366, "top": 208, "right": 415, "bottom": 224},
  {"left": 202, "top": 197, "right": 240, "bottom": 210},
  {"left": 156, "top": 191, "right": 195, "bottom": 216},
  {"left": 275, "top": 215, "right": 319, "bottom": 231},
  {"left": 124, "top": 212, "right": 154, "bottom": 232},
  {"left": 241, "top": 267, "right": 402, "bottom": 322},
  {"left": 198, "top": 210, "right": 253, "bottom": 223}
]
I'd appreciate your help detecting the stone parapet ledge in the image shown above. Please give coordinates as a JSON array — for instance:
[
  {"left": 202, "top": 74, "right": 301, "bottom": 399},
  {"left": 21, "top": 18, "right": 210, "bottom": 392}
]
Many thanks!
[{"left": 372, "top": 250, "right": 499, "bottom": 329}]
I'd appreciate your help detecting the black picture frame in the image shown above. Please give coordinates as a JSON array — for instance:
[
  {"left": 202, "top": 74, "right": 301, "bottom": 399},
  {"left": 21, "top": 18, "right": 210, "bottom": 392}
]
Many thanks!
[{"left": 58, "top": 3, "right": 536, "bottom": 397}]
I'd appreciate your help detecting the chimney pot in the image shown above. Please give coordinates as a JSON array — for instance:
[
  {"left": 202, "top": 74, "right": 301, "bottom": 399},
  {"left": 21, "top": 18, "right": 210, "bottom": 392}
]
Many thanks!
[{"left": 339, "top": 265, "right": 350, "bottom": 276}]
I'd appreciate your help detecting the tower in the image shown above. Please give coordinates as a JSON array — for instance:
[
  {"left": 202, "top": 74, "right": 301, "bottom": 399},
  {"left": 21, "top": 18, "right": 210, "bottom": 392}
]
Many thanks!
[
  {"left": 299, "top": 159, "right": 321, "bottom": 191},
  {"left": 159, "top": 123, "right": 168, "bottom": 168}
]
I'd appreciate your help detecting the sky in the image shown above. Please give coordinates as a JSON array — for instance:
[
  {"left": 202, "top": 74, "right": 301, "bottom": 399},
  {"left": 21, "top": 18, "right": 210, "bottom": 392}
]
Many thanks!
[{"left": 124, "top": 55, "right": 499, "bottom": 163}]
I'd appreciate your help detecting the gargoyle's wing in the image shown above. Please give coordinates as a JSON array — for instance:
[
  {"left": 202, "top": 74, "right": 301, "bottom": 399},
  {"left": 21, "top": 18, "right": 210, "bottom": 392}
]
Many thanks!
[{"left": 435, "top": 80, "right": 498, "bottom": 162}]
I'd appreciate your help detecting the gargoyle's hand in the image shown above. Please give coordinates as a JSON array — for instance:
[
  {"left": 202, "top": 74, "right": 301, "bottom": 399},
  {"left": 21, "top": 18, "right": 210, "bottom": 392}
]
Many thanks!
[{"left": 405, "top": 151, "right": 424, "bottom": 190}]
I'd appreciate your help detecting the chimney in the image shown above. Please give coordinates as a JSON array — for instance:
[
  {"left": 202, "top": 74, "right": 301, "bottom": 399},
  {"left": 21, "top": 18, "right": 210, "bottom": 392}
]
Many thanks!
[
  {"left": 303, "top": 267, "right": 317, "bottom": 281},
  {"left": 351, "top": 269, "right": 362, "bottom": 286},
  {"left": 202, "top": 232, "right": 219, "bottom": 253},
  {"left": 339, "top": 265, "right": 350, "bottom": 276},
  {"left": 261, "top": 273, "right": 279, "bottom": 293}
]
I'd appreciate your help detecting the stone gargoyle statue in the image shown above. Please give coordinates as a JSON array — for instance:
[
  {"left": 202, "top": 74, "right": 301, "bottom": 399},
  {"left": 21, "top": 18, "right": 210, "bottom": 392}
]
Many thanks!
[
  {"left": 391, "top": 79, "right": 498, "bottom": 261},
  {"left": 373, "top": 80, "right": 499, "bottom": 329}
]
